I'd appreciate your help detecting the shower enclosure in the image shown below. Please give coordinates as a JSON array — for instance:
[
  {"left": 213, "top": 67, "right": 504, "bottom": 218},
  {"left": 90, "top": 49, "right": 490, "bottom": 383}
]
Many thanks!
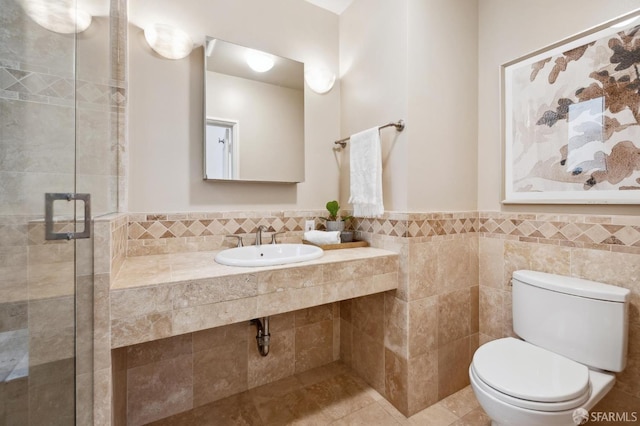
[{"left": 0, "top": 0, "right": 120, "bottom": 423}]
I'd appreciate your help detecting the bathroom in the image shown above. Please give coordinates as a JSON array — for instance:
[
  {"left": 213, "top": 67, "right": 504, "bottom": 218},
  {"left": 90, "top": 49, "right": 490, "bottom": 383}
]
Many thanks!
[{"left": 1, "top": 0, "right": 639, "bottom": 424}]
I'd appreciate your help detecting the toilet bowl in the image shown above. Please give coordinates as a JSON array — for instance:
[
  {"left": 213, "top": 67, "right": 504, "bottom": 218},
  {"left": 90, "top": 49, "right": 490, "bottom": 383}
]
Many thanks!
[
  {"left": 469, "top": 337, "right": 615, "bottom": 426},
  {"left": 469, "top": 270, "right": 630, "bottom": 426}
]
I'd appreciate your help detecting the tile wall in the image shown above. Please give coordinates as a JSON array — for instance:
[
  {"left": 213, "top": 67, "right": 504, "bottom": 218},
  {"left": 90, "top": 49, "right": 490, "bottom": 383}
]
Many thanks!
[
  {"left": 112, "top": 304, "right": 341, "bottom": 425},
  {"left": 105, "top": 211, "right": 399, "bottom": 423},
  {"left": 0, "top": 38, "right": 124, "bottom": 218},
  {"left": 344, "top": 210, "right": 640, "bottom": 416},
  {"left": 346, "top": 212, "right": 479, "bottom": 416},
  {"left": 100, "top": 209, "right": 640, "bottom": 422},
  {"left": 95, "top": 211, "right": 332, "bottom": 425},
  {"left": 125, "top": 211, "right": 326, "bottom": 256},
  {"left": 94, "top": 213, "right": 128, "bottom": 426},
  {"left": 1, "top": 0, "right": 126, "bottom": 420},
  {"left": 477, "top": 212, "right": 640, "bottom": 408},
  {"left": 0, "top": 217, "right": 78, "bottom": 425}
]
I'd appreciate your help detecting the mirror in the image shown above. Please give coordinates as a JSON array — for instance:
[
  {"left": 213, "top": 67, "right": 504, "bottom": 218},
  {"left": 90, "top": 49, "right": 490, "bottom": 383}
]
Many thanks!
[{"left": 204, "top": 38, "right": 305, "bottom": 183}]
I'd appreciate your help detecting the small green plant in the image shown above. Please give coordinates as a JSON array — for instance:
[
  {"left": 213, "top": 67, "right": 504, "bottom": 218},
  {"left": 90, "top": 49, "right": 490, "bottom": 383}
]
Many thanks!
[
  {"left": 326, "top": 200, "right": 340, "bottom": 221},
  {"left": 324, "top": 200, "right": 352, "bottom": 222}
]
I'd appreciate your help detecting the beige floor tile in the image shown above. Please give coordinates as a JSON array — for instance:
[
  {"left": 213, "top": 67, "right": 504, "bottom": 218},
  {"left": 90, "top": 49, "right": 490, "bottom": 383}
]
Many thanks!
[
  {"left": 450, "top": 407, "right": 491, "bottom": 426},
  {"left": 331, "top": 401, "right": 402, "bottom": 425},
  {"left": 296, "top": 361, "right": 350, "bottom": 387},
  {"left": 377, "top": 398, "right": 413, "bottom": 425},
  {"left": 193, "top": 391, "right": 264, "bottom": 425},
  {"left": 253, "top": 387, "right": 330, "bottom": 425},
  {"left": 587, "top": 388, "right": 640, "bottom": 425},
  {"left": 408, "top": 402, "right": 459, "bottom": 426},
  {"left": 147, "top": 391, "right": 263, "bottom": 426},
  {"left": 250, "top": 375, "right": 305, "bottom": 401},
  {"left": 439, "top": 386, "right": 479, "bottom": 418},
  {"left": 145, "top": 410, "right": 195, "bottom": 426},
  {"left": 304, "top": 373, "right": 377, "bottom": 421},
  {"left": 142, "top": 362, "right": 489, "bottom": 426},
  {"left": 347, "top": 370, "right": 386, "bottom": 402}
]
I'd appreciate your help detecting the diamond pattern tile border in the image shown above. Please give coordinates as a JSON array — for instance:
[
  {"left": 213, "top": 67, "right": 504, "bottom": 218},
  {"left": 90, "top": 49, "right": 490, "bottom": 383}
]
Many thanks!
[
  {"left": 128, "top": 212, "right": 323, "bottom": 241},
  {"left": 125, "top": 211, "right": 640, "bottom": 256},
  {"left": 354, "top": 212, "right": 640, "bottom": 248},
  {"left": 477, "top": 213, "right": 640, "bottom": 251},
  {"left": 0, "top": 61, "right": 126, "bottom": 109}
]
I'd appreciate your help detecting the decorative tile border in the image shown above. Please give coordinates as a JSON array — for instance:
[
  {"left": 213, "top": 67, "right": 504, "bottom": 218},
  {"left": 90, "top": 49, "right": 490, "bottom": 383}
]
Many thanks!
[
  {"left": 124, "top": 211, "right": 326, "bottom": 256},
  {"left": 353, "top": 212, "right": 479, "bottom": 238},
  {"left": 120, "top": 211, "right": 640, "bottom": 256},
  {"left": 127, "top": 211, "right": 325, "bottom": 240},
  {"left": 478, "top": 212, "right": 640, "bottom": 254},
  {"left": 0, "top": 60, "right": 126, "bottom": 111}
]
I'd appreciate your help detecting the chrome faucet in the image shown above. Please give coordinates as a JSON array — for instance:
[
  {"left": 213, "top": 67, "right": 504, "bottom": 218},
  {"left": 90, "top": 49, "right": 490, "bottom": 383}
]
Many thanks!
[{"left": 255, "top": 225, "right": 268, "bottom": 246}]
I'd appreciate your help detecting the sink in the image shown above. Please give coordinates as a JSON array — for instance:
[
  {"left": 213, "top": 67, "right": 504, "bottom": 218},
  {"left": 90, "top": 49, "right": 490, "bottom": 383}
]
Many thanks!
[{"left": 214, "top": 243, "right": 323, "bottom": 267}]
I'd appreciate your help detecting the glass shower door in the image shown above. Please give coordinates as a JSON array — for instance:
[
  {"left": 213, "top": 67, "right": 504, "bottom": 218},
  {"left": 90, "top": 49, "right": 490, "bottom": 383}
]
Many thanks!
[{"left": 0, "top": 0, "right": 114, "bottom": 423}]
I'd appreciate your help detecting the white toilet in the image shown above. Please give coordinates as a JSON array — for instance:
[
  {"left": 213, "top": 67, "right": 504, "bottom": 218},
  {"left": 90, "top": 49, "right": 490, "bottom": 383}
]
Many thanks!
[{"left": 469, "top": 270, "right": 630, "bottom": 426}]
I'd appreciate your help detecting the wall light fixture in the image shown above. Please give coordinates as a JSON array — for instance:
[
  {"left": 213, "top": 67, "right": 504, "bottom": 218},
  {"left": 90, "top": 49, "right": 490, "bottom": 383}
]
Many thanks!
[
  {"left": 21, "top": 0, "right": 92, "bottom": 34},
  {"left": 245, "top": 49, "right": 275, "bottom": 73},
  {"left": 304, "top": 66, "right": 336, "bottom": 94},
  {"left": 144, "top": 23, "right": 193, "bottom": 60}
]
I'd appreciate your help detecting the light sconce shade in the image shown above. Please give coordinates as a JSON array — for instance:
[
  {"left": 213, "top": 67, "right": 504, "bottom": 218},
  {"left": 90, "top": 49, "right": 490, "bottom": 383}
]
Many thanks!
[
  {"left": 245, "top": 50, "right": 275, "bottom": 73},
  {"left": 304, "top": 67, "right": 336, "bottom": 94},
  {"left": 144, "top": 23, "right": 193, "bottom": 60},
  {"left": 21, "top": 0, "right": 92, "bottom": 34}
]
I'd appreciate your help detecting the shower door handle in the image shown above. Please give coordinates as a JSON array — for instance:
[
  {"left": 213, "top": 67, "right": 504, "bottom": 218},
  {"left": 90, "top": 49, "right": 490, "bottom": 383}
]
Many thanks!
[{"left": 45, "top": 193, "right": 91, "bottom": 240}]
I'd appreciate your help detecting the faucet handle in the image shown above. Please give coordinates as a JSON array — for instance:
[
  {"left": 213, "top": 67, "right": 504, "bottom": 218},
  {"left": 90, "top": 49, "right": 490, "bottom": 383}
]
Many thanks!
[
  {"left": 270, "top": 230, "right": 286, "bottom": 244},
  {"left": 225, "top": 235, "right": 244, "bottom": 247}
]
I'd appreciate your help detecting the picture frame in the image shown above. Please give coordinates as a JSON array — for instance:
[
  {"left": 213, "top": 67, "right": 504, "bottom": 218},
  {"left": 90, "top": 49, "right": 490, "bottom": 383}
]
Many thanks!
[{"left": 502, "top": 9, "right": 640, "bottom": 204}]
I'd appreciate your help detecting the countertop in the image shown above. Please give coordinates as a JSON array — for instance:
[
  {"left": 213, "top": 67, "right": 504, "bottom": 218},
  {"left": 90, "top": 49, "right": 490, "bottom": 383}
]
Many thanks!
[{"left": 110, "top": 247, "right": 399, "bottom": 348}]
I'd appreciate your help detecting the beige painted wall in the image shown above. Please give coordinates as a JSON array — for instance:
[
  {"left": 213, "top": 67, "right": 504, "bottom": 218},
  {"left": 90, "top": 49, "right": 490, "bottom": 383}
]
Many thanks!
[
  {"left": 339, "top": 0, "right": 410, "bottom": 211},
  {"left": 129, "top": 0, "right": 640, "bottom": 215},
  {"left": 205, "top": 72, "right": 304, "bottom": 182},
  {"left": 406, "top": 0, "right": 478, "bottom": 212},
  {"left": 339, "top": 0, "right": 478, "bottom": 212},
  {"left": 128, "top": 0, "right": 339, "bottom": 212},
  {"left": 478, "top": 0, "right": 640, "bottom": 215}
]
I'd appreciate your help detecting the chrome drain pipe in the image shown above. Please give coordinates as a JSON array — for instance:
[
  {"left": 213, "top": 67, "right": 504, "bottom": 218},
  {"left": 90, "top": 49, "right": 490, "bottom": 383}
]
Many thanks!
[{"left": 251, "top": 317, "right": 270, "bottom": 356}]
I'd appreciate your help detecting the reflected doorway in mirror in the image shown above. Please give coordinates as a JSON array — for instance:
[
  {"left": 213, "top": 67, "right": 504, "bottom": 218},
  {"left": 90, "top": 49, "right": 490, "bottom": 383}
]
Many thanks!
[{"left": 204, "top": 118, "right": 239, "bottom": 180}]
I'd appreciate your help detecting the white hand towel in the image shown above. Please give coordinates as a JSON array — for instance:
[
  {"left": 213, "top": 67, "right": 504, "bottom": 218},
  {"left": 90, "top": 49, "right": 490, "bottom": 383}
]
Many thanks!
[
  {"left": 304, "top": 230, "right": 341, "bottom": 245},
  {"left": 348, "top": 127, "right": 384, "bottom": 217}
]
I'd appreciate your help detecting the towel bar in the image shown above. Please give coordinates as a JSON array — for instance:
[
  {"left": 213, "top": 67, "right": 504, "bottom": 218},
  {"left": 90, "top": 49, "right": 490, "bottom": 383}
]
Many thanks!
[{"left": 334, "top": 120, "right": 405, "bottom": 148}]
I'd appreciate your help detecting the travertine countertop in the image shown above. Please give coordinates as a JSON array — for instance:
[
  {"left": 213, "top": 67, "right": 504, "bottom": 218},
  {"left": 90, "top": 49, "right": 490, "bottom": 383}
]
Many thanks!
[
  {"left": 112, "top": 247, "right": 395, "bottom": 290},
  {"left": 110, "top": 247, "right": 399, "bottom": 348}
]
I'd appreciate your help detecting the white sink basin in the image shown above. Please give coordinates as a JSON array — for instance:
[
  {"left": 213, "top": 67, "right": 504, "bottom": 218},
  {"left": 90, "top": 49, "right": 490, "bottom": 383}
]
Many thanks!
[{"left": 214, "top": 243, "right": 323, "bottom": 267}]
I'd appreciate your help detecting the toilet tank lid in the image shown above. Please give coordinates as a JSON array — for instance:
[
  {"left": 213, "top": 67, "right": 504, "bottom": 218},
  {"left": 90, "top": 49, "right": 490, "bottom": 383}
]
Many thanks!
[{"left": 512, "top": 270, "right": 630, "bottom": 303}]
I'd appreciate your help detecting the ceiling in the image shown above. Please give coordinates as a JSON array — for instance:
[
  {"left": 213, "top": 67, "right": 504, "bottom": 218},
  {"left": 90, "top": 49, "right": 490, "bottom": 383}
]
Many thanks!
[{"left": 304, "top": 0, "right": 354, "bottom": 15}]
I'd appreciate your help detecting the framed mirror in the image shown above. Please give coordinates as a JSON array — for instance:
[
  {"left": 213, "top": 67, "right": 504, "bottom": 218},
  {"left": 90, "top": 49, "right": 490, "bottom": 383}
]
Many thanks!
[{"left": 204, "top": 38, "right": 305, "bottom": 183}]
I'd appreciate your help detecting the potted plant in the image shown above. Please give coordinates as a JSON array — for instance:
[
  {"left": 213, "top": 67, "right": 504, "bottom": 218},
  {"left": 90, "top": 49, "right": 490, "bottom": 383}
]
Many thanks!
[{"left": 323, "top": 200, "right": 352, "bottom": 233}]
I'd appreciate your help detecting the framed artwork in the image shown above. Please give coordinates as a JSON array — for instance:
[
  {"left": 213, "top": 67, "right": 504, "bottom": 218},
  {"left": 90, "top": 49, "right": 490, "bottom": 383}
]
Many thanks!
[{"left": 503, "top": 10, "right": 640, "bottom": 204}]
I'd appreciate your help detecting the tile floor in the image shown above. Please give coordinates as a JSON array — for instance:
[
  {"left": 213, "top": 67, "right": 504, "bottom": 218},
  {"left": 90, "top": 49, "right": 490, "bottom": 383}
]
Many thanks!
[{"left": 148, "top": 361, "right": 489, "bottom": 426}]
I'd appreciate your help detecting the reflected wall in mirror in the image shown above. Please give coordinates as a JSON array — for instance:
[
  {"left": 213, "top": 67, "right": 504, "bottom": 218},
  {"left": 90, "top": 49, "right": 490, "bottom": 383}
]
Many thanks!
[{"left": 204, "top": 38, "right": 305, "bottom": 183}]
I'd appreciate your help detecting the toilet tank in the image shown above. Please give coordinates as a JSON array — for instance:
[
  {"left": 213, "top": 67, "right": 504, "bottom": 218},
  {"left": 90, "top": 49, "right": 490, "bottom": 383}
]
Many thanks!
[{"left": 512, "top": 270, "right": 630, "bottom": 372}]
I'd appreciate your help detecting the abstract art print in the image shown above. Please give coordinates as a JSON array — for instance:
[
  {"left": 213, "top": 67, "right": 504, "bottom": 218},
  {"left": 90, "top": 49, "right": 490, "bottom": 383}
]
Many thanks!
[{"left": 503, "top": 11, "right": 640, "bottom": 204}]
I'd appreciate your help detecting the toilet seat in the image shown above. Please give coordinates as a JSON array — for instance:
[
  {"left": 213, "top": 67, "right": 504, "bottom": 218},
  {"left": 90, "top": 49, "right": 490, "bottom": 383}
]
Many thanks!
[{"left": 471, "top": 338, "right": 591, "bottom": 412}]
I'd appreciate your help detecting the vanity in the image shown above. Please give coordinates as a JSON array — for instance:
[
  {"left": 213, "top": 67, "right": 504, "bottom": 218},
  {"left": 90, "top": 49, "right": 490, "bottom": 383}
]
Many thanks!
[{"left": 110, "top": 247, "right": 398, "bottom": 348}]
